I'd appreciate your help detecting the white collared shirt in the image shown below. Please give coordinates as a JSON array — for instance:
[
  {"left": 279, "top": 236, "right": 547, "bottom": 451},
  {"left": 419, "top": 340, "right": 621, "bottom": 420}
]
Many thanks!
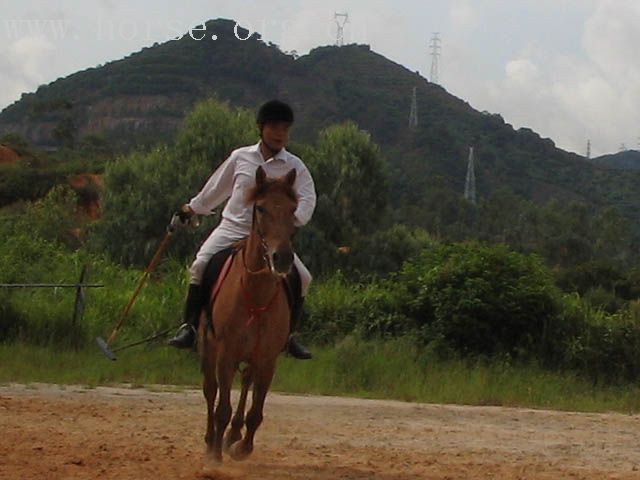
[{"left": 188, "top": 141, "right": 317, "bottom": 234}]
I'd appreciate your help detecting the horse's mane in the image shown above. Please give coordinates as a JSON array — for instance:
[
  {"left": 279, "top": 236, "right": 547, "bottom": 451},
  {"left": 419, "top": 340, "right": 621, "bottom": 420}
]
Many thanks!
[{"left": 245, "top": 176, "right": 298, "bottom": 205}]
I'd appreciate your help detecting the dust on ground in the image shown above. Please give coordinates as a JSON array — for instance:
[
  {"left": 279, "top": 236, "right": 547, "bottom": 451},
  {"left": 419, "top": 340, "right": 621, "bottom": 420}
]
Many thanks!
[{"left": 1, "top": 383, "right": 640, "bottom": 479}]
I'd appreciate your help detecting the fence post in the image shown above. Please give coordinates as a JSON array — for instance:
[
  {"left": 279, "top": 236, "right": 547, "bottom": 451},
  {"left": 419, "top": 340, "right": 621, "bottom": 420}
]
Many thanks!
[{"left": 72, "top": 265, "right": 88, "bottom": 328}]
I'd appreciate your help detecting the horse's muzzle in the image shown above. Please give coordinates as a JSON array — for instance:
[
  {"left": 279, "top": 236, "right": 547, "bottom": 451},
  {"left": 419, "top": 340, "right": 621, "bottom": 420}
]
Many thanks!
[{"left": 272, "top": 249, "right": 294, "bottom": 275}]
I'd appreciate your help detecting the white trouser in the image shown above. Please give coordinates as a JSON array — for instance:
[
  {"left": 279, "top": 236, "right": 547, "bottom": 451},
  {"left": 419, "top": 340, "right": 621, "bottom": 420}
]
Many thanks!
[{"left": 189, "top": 224, "right": 312, "bottom": 296}]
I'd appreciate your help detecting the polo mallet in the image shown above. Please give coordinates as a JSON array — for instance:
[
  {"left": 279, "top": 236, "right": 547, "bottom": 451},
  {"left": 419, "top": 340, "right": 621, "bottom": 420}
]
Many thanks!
[
  {"left": 96, "top": 213, "right": 194, "bottom": 360},
  {"left": 106, "top": 326, "right": 175, "bottom": 356}
]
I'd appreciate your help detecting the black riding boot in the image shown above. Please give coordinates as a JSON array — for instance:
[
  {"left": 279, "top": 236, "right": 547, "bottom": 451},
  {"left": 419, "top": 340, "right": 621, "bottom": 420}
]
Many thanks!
[
  {"left": 169, "top": 248, "right": 234, "bottom": 349},
  {"left": 168, "top": 284, "right": 202, "bottom": 349},
  {"left": 287, "top": 297, "right": 312, "bottom": 360}
]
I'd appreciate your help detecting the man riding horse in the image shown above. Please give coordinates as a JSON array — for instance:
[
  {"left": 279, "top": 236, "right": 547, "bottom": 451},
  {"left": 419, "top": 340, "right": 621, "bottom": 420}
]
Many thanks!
[{"left": 168, "top": 100, "right": 315, "bottom": 360}]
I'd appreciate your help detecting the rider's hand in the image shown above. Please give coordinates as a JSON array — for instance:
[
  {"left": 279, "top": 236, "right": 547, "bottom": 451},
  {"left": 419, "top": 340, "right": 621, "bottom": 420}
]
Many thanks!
[{"left": 176, "top": 204, "right": 194, "bottom": 224}]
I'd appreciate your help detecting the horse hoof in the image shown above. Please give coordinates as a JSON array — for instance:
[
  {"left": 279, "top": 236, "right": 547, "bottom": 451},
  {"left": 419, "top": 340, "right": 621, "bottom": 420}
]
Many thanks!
[
  {"left": 223, "top": 431, "right": 242, "bottom": 453},
  {"left": 203, "top": 448, "right": 223, "bottom": 469},
  {"left": 229, "top": 442, "right": 253, "bottom": 462}
]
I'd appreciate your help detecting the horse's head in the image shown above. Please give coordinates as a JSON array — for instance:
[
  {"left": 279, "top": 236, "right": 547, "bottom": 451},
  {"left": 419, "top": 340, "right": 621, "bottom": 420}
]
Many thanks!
[{"left": 247, "top": 166, "right": 298, "bottom": 276}]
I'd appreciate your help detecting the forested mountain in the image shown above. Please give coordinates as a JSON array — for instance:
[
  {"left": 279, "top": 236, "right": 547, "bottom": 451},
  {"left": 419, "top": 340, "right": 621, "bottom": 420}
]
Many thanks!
[
  {"left": 2, "top": 18, "right": 640, "bottom": 226},
  {"left": 591, "top": 150, "right": 640, "bottom": 171}
]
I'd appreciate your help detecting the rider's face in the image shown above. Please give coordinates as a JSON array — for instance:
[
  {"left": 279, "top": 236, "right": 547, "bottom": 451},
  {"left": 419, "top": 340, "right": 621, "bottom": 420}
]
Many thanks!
[{"left": 260, "top": 121, "right": 291, "bottom": 153}]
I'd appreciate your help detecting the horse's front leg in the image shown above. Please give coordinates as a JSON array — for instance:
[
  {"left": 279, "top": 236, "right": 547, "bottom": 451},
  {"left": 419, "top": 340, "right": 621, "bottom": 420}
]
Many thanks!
[
  {"left": 224, "top": 365, "right": 252, "bottom": 452},
  {"left": 229, "top": 360, "right": 275, "bottom": 461},
  {"left": 213, "top": 353, "right": 236, "bottom": 463}
]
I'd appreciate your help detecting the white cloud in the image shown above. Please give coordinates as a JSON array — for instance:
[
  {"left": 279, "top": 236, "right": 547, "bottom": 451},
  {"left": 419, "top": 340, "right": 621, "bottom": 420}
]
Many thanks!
[
  {"left": 583, "top": 0, "right": 640, "bottom": 83},
  {"left": 505, "top": 58, "right": 539, "bottom": 87},
  {"left": 449, "top": 0, "right": 640, "bottom": 156},
  {"left": 449, "top": 1, "right": 478, "bottom": 32},
  {"left": 10, "top": 35, "right": 54, "bottom": 79},
  {"left": 0, "top": 34, "right": 54, "bottom": 108}
]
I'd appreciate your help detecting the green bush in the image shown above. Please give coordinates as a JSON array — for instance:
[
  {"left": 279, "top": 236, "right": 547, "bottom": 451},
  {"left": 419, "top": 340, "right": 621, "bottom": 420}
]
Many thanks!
[
  {"left": 10, "top": 185, "right": 82, "bottom": 248},
  {"left": 302, "top": 241, "right": 640, "bottom": 384},
  {"left": 555, "top": 261, "right": 626, "bottom": 297},
  {"left": 293, "top": 223, "right": 340, "bottom": 279},
  {"left": 582, "top": 287, "right": 624, "bottom": 314},
  {"left": 0, "top": 232, "right": 91, "bottom": 347},
  {"left": 0, "top": 163, "right": 60, "bottom": 206},
  {"left": 302, "top": 272, "right": 413, "bottom": 344},
  {"left": 397, "top": 242, "right": 560, "bottom": 358},
  {"left": 0, "top": 213, "right": 186, "bottom": 348},
  {"left": 560, "top": 299, "right": 640, "bottom": 384},
  {"left": 342, "top": 224, "right": 434, "bottom": 279}
]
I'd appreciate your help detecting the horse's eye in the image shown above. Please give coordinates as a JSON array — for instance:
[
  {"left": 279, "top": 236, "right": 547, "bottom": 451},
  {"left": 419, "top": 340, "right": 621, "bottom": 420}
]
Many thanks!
[{"left": 256, "top": 205, "right": 266, "bottom": 214}]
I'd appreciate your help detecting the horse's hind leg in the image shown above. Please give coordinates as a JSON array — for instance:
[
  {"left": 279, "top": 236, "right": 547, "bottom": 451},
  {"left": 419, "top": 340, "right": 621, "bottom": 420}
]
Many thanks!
[
  {"left": 201, "top": 331, "right": 219, "bottom": 467},
  {"left": 229, "top": 361, "right": 275, "bottom": 461},
  {"left": 224, "top": 366, "right": 252, "bottom": 452}
]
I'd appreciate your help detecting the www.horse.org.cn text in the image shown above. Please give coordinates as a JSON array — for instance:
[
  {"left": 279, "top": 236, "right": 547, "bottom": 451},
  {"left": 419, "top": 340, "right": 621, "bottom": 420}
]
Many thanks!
[{"left": 180, "top": 22, "right": 253, "bottom": 41}]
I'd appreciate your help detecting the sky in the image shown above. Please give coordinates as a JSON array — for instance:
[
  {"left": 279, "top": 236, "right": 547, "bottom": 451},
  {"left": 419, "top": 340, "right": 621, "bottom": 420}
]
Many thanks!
[{"left": 0, "top": 0, "right": 638, "bottom": 157}]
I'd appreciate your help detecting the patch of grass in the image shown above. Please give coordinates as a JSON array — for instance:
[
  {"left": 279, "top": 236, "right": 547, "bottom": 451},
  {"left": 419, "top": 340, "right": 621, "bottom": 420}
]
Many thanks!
[
  {"left": 273, "top": 336, "right": 640, "bottom": 413},
  {"left": 4, "top": 338, "right": 640, "bottom": 413},
  {"left": 0, "top": 342, "right": 201, "bottom": 387}
]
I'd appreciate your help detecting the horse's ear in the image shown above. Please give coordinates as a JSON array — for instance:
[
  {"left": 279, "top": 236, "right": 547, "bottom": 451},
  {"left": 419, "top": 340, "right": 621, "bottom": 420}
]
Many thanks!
[
  {"left": 255, "top": 166, "right": 266, "bottom": 187},
  {"left": 285, "top": 168, "right": 297, "bottom": 186}
]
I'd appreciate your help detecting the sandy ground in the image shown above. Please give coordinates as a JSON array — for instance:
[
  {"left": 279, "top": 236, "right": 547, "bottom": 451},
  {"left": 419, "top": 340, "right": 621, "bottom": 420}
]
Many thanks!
[{"left": 1, "top": 383, "right": 640, "bottom": 479}]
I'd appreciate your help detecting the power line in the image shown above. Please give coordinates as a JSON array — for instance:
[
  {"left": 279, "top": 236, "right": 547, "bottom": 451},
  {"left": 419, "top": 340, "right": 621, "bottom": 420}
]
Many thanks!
[
  {"left": 429, "top": 32, "right": 441, "bottom": 84},
  {"left": 464, "top": 146, "right": 476, "bottom": 205},
  {"left": 334, "top": 12, "right": 349, "bottom": 47},
  {"left": 409, "top": 86, "right": 418, "bottom": 129}
]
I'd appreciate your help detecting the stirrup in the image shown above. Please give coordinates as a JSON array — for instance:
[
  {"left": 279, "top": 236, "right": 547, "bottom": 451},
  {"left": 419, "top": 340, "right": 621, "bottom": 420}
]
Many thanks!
[
  {"left": 168, "top": 323, "right": 196, "bottom": 349},
  {"left": 286, "top": 335, "right": 312, "bottom": 360}
]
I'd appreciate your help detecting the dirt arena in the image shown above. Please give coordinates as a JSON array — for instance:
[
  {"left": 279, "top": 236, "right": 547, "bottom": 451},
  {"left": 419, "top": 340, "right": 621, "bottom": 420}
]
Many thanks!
[{"left": 1, "top": 383, "right": 640, "bottom": 479}]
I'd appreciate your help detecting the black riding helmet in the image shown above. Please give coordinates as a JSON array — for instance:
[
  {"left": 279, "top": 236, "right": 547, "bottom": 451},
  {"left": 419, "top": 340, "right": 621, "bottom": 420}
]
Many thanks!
[{"left": 256, "top": 100, "right": 294, "bottom": 127}]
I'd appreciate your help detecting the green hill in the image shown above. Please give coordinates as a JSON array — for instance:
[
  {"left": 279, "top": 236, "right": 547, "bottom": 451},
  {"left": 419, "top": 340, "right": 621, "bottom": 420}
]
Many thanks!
[
  {"left": 590, "top": 150, "right": 640, "bottom": 170},
  {"left": 2, "top": 18, "right": 640, "bottom": 226}
]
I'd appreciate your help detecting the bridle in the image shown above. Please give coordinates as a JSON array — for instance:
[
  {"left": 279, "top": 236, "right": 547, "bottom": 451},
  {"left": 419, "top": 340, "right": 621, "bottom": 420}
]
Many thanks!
[{"left": 244, "top": 203, "right": 273, "bottom": 274}]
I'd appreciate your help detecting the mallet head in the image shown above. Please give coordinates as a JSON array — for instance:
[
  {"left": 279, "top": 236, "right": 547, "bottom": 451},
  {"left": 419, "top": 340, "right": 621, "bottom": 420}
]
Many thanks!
[{"left": 96, "top": 336, "right": 117, "bottom": 361}]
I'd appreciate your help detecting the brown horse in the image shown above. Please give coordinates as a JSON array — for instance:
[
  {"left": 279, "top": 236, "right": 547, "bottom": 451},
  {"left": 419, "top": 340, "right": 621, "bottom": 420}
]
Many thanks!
[{"left": 198, "top": 165, "right": 298, "bottom": 468}]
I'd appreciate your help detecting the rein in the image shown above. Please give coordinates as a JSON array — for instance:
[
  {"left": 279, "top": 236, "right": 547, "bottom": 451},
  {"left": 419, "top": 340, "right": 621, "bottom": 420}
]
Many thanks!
[
  {"left": 239, "top": 204, "right": 281, "bottom": 360},
  {"left": 239, "top": 274, "right": 280, "bottom": 329},
  {"left": 243, "top": 204, "right": 272, "bottom": 274}
]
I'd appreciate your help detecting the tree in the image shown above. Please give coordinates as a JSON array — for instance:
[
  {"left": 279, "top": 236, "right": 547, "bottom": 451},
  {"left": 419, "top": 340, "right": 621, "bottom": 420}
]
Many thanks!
[
  {"left": 78, "top": 133, "right": 111, "bottom": 154},
  {"left": 174, "top": 98, "right": 256, "bottom": 188},
  {"left": 309, "top": 122, "right": 389, "bottom": 247},
  {"left": 592, "top": 206, "right": 631, "bottom": 265},
  {"left": 13, "top": 185, "right": 81, "bottom": 248},
  {"left": 52, "top": 116, "right": 77, "bottom": 149},
  {"left": 91, "top": 99, "right": 257, "bottom": 266}
]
